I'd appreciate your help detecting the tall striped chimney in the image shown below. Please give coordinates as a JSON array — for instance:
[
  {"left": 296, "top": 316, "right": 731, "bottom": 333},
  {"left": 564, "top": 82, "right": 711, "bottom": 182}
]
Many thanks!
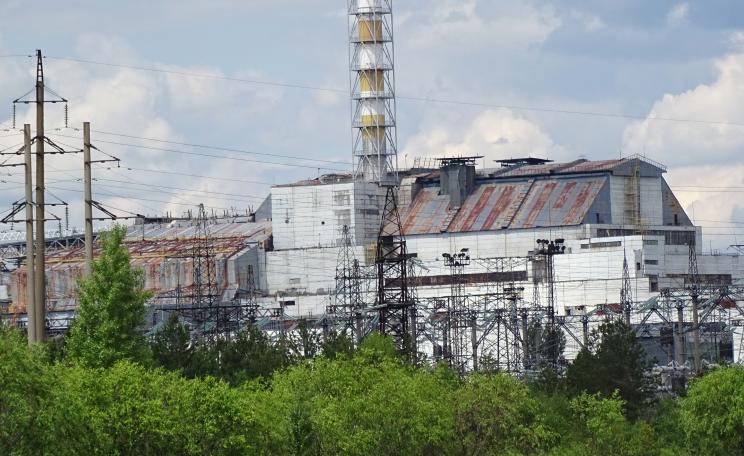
[{"left": 348, "top": 0, "right": 397, "bottom": 184}]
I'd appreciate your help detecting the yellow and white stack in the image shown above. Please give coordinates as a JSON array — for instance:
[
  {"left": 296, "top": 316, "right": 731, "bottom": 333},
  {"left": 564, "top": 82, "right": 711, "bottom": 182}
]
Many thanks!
[{"left": 349, "top": 0, "right": 397, "bottom": 184}]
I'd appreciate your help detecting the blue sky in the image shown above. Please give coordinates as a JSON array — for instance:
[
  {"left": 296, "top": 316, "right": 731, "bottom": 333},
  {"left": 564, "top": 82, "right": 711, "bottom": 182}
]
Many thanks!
[{"left": 1, "top": 0, "right": 743, "bottom": 248}]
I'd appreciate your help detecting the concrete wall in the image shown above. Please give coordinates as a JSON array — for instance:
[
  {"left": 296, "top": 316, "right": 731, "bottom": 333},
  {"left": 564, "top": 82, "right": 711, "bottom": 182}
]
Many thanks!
[
  {"left": 271, "top": 181, "right": 383, "bottom": 250},
  {"left": 260, "top": 227, "right": 744, "bottom": 318}
]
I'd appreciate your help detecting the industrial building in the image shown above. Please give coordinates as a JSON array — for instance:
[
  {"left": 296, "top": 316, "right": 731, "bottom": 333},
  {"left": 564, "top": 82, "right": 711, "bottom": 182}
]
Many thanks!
[{"left": 1, "top": 0, "right": 743, "bottom": 371}]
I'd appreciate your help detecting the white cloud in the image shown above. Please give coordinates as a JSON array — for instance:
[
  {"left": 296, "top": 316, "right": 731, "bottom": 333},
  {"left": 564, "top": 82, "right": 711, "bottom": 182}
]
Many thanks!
[
  {"left": 0, "top": 33, "right": 290, "bottom": 231},
  {"left": 623, "top": 51, "right": 744, "bottom": 247},
  {"left": 666, "top": 3, "right": 690, "bottom": 27},
  {"left": 729, "top": 30, "right": 744, "bottom": 51},
  {"left": 622, "top": 52, "right": 744, "bottom": 167},
  {"left": 567, "top": 10, "right": 605, "bottom": 32},
  {"left": 401, "top": 109, "right": 564, "bottom": 165},
  {"left": 664, "top": 164, "right": 744, "bottom": 249},
  {"left": 402, "top": 0, "right": 561, "bottom": 52}
]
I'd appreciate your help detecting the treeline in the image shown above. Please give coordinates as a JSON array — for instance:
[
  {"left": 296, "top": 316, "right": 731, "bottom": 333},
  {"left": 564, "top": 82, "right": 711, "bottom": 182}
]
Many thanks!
[
  {"left": 1, "top": 226, "right": 742, "bottom": 455},
  {"left": 2, "top": 327, "right": 743, "bottom": 455}
]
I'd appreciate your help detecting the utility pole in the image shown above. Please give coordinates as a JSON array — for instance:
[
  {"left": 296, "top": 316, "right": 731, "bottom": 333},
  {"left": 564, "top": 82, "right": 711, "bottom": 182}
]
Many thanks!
[
  {"left": 83, "top": 122, "right": 93, "bottom": 276},
  {"left": 34, "top": 49, "right": 46, "bottom": 342},
  {"left": 23, "top": 124, "right": 36, "bottom": 344},
  {"left": 9, "top": 49, "right": 74, "bottom": 341}
]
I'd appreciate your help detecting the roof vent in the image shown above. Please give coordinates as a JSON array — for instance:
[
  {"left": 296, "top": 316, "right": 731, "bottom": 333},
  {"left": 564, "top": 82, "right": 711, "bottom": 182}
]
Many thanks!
[
  {"left": 495, "top": 157, "right": 553, "bottom": 168},
  {"left": 437, "top": 156, "right": 481, "bottom": 209}
]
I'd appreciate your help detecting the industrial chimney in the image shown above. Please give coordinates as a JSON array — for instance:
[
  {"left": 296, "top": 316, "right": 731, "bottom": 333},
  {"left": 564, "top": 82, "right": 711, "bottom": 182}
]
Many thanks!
[{"left": 348, "top": 0, "right": 398, "bottom": 184}]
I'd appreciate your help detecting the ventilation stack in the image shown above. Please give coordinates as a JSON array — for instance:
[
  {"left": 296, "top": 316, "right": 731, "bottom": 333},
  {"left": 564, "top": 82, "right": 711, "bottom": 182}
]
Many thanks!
[{"left": 348, "top": 0, "right": 397, "bottom": 184}]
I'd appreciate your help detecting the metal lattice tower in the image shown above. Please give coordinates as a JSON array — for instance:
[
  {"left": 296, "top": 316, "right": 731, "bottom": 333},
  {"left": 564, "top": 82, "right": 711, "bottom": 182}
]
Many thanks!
[
  {"left": 375, "top": 186, "right": 414, "bottom": 349},
  {"left": 687, "top": 240, "right": 702, "bottom": 372},
  {"left": 190, "top": 204, "right": 222, "bottom": 336},
  {"left": 233, "top": 264, "right": 260, "bottom": 327},
  {"left": 621, "top": 250, "right": 633, "bottom": 325},
  {"left": 330, "top": 225, "right": 365, "bottom": 342},
  {"left": 348, "top": 0, "right": 398, "bottom": 184},
  {"left": 442, "top": 249, "right": 472, "bottom": 373}
]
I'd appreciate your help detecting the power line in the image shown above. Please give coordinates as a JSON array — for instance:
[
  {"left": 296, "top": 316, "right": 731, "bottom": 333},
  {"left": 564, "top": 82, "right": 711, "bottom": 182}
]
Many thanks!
[
  {"left": 87, "top": 178, "right": 266, "bottom": 203},
  {"left": 48, "top": 133, "right": 349, "bottom": 172},
  {"left": 99, "top": 165, "right": 274, "bottom": 186},
  {"left": 46, "top": 55, "right": 744, "bottom": 128},
  {"left": 79, "top": 128, "right": 351, "bottom": 166}
]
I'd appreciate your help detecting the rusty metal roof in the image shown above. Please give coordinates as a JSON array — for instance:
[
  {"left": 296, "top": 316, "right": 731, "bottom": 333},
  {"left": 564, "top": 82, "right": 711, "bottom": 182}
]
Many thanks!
[
  {"left": 401, "top": 176, "right": 607, "bottom": 235},
  {"left": 484, "top": 156, "right": 664, "bottom": 180}
]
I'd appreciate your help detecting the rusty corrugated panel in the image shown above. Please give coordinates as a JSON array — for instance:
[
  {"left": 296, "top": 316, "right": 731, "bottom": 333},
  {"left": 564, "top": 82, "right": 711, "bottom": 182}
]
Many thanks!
[
  {"left": 482, "top": 185, "right": 517, "bottom": 230},
  {"left": 561, "top": 180, "right": 604, "bottom": 225},
  {"left": 497, "top": 163, "right": 565, "bottom": 178},
  {"left": 507, "top": 177, "right": 606, "bottom": 229},
  {"left": 562, "top": 182, "right": 593, "bottom": 224},
  {"left": 402, "top": 188, "right": 452, "bottom": 235},
  {"left": 552, "top": 182, "right": 576, "bottom": 209},
  {"left": 400, "top": 176, "right": 607, "bottom": 234},
  {"left": 523, "top": 181, "right": 558, "bottom": 228},
  {"left": 560, "top": 159, "right": 622, "bottom": 174},
  {"left": 401, "top": 187, "right": 431, "bottom": 233},
  {"left": 448, "top": 186, "right": 492, "bottom": 232}
]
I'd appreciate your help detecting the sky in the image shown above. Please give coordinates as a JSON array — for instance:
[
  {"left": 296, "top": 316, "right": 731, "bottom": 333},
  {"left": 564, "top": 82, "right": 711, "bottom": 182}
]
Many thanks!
[{"left": 0, "top": 0, "right": 743, "bottom": 250}]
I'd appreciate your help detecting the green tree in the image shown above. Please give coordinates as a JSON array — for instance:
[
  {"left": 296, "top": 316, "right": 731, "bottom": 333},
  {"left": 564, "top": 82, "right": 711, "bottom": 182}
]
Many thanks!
[
  {"left": 290, "top": 318, "right": 321, "bottom": 360},
  {"left": 0, "top": 327, "right": 50, "bottom": 455},
  {"left": 679, "top": 365, "right": 744, "bottom": 455},
  {"left": 321, "top": 330, "right": 355, "bottom": 359},
  {"left": 525, "top": 320, "right": 567, "bottom": 369},
  {"left": 44, "top": 361, "right": 291, "bottom": 455},
  {"left": 272, "top": 333, "right": 456, "bottom": 455},
  {"left": 66, "top": 226, "right": 152, "bottom": 368},
  {"left": 215, "top": 325, "right": 289, "bottom": 385},
  {"left": 562, "top": 392, "right": 660, "bottom": 456},
  {"left": 454, "top": 372, "right": 558, "bottom": 455},
  {"left": 566, "top": 319, "right": 652, "bottom": 418},
  {"left": 150, "top": 313, "right": 193, "bottom": 372}
]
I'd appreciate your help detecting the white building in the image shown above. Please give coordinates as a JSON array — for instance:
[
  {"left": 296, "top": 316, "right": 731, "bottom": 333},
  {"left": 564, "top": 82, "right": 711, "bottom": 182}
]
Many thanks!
[{"left": 261, "top": 156, "right": 744, "bottom": 321}]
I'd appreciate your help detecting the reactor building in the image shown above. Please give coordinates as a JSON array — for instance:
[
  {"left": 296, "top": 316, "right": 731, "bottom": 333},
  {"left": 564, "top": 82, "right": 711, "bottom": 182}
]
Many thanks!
[{"left": 1, "top": 0, "right": 743, "bottom": 367}]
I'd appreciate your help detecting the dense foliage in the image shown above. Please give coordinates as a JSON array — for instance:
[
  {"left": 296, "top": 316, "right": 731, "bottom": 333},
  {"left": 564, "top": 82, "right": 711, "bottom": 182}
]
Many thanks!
[
  {"left": 4, "top": 228, "right": 741, "bottom": 454},
  {"left": 2, "top": 325, "right": 744, "bottom": 455},
  {"left": 566, "top": 319, "right": 653, "bottom": 418}
]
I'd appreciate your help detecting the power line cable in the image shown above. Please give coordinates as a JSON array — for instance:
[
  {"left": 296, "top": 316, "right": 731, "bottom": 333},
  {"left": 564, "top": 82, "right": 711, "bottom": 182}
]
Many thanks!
[
  {"left": 46, "top": 55, "right": 744, "bottom": 128},
  {"left": 48, "top": 133, "right": 348, "bottom": 172},
  {"left": 85, "top": 129, "right": 351, "bottom": 165}
]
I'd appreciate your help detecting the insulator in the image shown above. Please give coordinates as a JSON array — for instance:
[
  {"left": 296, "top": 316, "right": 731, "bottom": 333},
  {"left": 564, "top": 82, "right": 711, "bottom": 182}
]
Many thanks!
[
  {"left": 12, "top": 104, "right": 16, "bottom": 129},
  {"left": 64, "top": 103, "right": 69, "bottom": 128}
]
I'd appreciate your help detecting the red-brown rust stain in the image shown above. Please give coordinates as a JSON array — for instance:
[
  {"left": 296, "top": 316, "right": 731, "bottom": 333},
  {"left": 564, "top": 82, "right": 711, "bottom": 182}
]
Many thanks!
[
  {"left": 458, "top": 186, "right": 495, "bottom": 231},
  {"left": 408, "top": 191, "right": 449, "bottom": 235},
  {"left": 482, "top": 186, "right": 516, "bottom": 230},
  {"left": 562, "top": 181, "right": 595, "bottom": 224},
  {"left": 523, "top": 182, "right": 557, "bottom": 228},
  {"left": 401, "top": 188, "right": 430, "bottom": 234},
  {"left": 562, "top": 160, "right": 621, "bottom": 174},
  {"left": 552, "top": 182, "right": 576, "bottom": 209}
]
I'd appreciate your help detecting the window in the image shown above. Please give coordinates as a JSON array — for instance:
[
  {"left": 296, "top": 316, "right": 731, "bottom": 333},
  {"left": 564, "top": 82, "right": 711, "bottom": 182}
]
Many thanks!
[
  {"left": 643, "top": 239, "right": 658, "bottom": 246},
  {"left": 644, "top": 259, "right": 658, "bottom": 265},
  {"left": 674, "top": 213, "right": 679, "bottom": 225},
  {"left": 649, "top": 277, "right": 659, "bottom": 292},
  {"left": 587, "top": 241, "right": 622, "bottom": 249}
]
